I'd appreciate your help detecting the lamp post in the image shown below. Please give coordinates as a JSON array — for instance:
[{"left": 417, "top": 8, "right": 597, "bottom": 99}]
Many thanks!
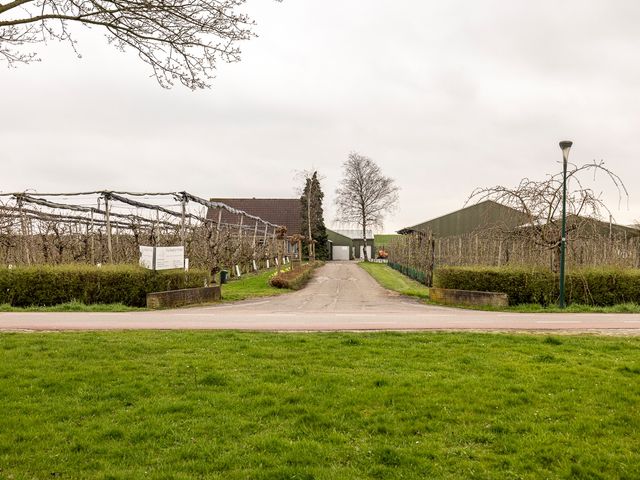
[{"left": 558, "top": 140, "right": 573, "bottom": 308}]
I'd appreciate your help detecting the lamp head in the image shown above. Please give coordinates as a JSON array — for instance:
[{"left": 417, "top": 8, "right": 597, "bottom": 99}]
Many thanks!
[{"left": 559, "top": 140, "right": 573, "bottom": 165}]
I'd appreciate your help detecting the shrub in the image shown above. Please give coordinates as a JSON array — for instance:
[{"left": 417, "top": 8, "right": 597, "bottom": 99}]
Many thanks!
[
  {"left": 434, "top": 266, "right": 640, "bottom": 306},
  {"left": 269, "top": 262, "right": 323, "bottom": 290},
  {"left": 0, "top": 264, "right": 210, "bottom": 307}
]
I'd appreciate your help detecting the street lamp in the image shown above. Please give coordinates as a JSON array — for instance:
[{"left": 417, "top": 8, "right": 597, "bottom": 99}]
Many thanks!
[{"left": 558, "top": 140, "right": 573, "bottom": 308}]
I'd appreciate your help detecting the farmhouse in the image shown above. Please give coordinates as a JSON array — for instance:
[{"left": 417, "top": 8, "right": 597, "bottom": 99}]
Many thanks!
[
  {"left": 206, "top": 198, "right": 302, "bottom": 254},
  {"left": 207, "top": 198, "right": 301, "bottom": 235}
]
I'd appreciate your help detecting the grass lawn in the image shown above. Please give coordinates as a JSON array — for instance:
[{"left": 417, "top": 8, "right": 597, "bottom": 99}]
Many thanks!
[
  {"left": 1, "top": 332, "right": 639, "bottom": 479},
  {"left": 359, "top": 261, "right": 430, "bottom": 300},
  {"left": 221, "top": 267, "right": 292, "bottom": 302}
]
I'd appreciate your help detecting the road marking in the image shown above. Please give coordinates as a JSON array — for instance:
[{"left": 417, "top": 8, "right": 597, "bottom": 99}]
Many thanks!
[
  {"left": 353, "top": 321, "right": 398, "bottom": 325},
  {"left": 536, "top": 320, "right": 582, "bottom": 324}
]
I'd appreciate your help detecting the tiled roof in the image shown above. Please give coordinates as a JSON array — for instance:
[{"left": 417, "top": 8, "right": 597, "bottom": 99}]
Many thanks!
[{"left": 207, "top": 198, "right": 302, "bottom": 235}]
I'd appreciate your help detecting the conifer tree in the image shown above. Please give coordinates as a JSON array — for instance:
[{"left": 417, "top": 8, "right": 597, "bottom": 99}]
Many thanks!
[{"left": 300, "top": 171, "right": 329, "bottom": 260}]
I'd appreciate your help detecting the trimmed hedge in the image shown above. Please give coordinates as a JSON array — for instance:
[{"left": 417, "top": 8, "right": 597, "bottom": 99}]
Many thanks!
[
  {"left": 434, "top": 266, "right": 640, "bottom": 306},
  {"left": 269, "top": 262, "right": 323, "bottom": 290},
  {"left": 0, "top": 264, "right": 210, "bottom": 307}
]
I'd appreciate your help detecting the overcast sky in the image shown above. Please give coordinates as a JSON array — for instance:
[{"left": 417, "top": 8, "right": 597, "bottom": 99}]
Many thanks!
[{"left": 2, "top": 0, "right": 639, "bottom": 232}]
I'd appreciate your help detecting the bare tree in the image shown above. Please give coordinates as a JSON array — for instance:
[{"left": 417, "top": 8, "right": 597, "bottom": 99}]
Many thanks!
[
  {"left": 0, "top": 0, "right": 279, "bottom": 89},
  {"left": 467, "top": 160, "right": 628, "bottom": 270},
  {"left": 335, "top": 152, "right": 399, "bottom": 261}
]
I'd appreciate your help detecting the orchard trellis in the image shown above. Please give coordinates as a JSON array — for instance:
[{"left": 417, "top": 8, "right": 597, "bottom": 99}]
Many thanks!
[
  {"left": 388, "top": 227, "right": 640, "bottom": 286},
  {"left": 0, "top": 190, "right": 287, "bottom": 274}
]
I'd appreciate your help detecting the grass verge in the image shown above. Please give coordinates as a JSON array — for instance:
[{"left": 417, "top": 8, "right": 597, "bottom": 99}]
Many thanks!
[
  {"left": 476, "top": 302, "right": 640, "bottom": 314},
  {"left": 0, "top": 301, "right": 144, "bottom": 312},
  {"left": 0, "top": 332, "right": 638, "bottom": 479},
  {"left": 221, "top": 268, "right": 292, "bottom": 302},
  {"left": 359, "top": 261, "right": 430, "bottom": 299}
]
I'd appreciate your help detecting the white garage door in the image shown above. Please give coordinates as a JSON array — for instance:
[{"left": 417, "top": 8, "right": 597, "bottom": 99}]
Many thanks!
[
  {"left": 360, "top": 246, "right": 372, "bottom": 259},
  {"left": 332, "top": 246, "right": 350, "bottom": 261}
]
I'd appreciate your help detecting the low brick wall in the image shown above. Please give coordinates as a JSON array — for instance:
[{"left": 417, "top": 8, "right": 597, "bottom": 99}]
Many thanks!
[
  {"left": 147, "top": 286, "right": 221, "bottom": 309},
  {"left": 430, "top": 287, "right": 508, "bottom": 308}
]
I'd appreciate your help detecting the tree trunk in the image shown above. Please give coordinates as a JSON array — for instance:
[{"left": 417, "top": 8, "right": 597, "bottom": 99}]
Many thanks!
[{"left": 362, "top": 223, "right": 368, "bottom": 262}]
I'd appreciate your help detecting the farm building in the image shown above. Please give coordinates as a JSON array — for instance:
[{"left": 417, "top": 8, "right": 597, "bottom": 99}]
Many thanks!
[
  {"left": 398, "top": 200, "right": 527, "bottom": 237},
  {"left": 398, "top": 200, "right": 640, "bottom": 239},
  {"left": 327, "top": 229, "right": 375, "bottom": 260}
]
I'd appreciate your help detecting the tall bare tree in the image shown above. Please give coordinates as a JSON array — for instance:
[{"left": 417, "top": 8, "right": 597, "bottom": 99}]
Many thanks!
[
  {"left": 467, "top": 160, "right": 628, "bottom": 270},
  {"left": 335, "top": 152, "right": 399, "bottom": 261},
  {"left": 0, "top": 0, "right": 279, "bottom": 89}
]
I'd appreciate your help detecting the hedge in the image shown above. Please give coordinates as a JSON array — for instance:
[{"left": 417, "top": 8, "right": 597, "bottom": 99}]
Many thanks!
[
  {"left": 434, "top": 266, "right": 640, "bottom": 306},
  {"left": 269, "top": 262, "right": 323, "bottom": 290},
  {"left": 0, "top": 264, "right": 210, "bottom": 307}
]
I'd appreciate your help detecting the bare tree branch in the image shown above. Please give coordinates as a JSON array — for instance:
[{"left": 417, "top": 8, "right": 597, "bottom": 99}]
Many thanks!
[{"left": 1, "top": 0, "right": 280, "bottom": 88}]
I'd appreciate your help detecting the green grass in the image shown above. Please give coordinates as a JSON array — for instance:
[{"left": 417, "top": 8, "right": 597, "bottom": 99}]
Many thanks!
[
  {"left": 0, "top": 301, "right": 144, "bottom": 312},
  {"left": 359, "top": 262, "right": 430, "bottom": 299},
  {"left": 374, "top": 234, "right": 399, "bottom": 247},
  {"left": 221, "top": 268, "right": 292, "bottom": 302},
  {"left": 0, "top": 332, "right": 639, "bottom": 479},
  {"left": 487, "top": 302, "right": 640, "bottom": 314}
]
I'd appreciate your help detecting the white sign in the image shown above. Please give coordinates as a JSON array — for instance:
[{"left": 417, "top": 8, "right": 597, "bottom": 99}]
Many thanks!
[
  {"left": 139, "top": 246, "right": 185, "bottom": 270},
  {"left": 156, "top": 246, "right": 185, "bottom": 270},
  {"left": 139, "top": 246, "right": 155, "bottom": 269}
]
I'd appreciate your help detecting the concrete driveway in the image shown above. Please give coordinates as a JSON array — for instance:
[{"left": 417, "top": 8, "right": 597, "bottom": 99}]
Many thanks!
[{"left": 1, "top": 262, "right": 639, "bottom": 333}]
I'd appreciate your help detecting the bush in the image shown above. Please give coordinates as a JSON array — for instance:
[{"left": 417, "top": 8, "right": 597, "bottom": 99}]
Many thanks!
[
  {"left": 269, "top": 262, "right": 323, "bottom": 290},
  {"left": 434, "top": 266, "right": 640, "bottom": 306},
  {"left": 0, "top": 264, "right": 210, "bottom": 307}
]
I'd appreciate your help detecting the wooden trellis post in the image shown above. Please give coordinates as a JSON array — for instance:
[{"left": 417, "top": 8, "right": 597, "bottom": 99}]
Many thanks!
[
  {"left": 104, "top": 193, "right": 113, "bottom": 264},
  {"left": 17, "top": 196, "right": 32, "bottom": 265},
  {"left": 90, "top": 208, "right": 95, "bottom": 264},
  {"left": 252, "top": 221, "right": 258, "bottom": 248},
  {"left": 180, "top": 193, "right": 187, "bottom": 247}
]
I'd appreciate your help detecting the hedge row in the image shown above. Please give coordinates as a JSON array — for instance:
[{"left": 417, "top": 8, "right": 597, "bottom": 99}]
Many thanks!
[
  {"left": 269, "top": 262, "right": 323, "bottom": 290},
  {"left": 0, "top": 264, "right": 210, "bottom": 307},
  {"left": 434, "top": 266, "right": 640, "bottom": 306}
]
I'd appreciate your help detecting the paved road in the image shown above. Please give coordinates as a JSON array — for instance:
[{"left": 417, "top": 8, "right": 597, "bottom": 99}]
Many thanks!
[{"left": 1, "top": 262, "right": 639, "bottom": 333}]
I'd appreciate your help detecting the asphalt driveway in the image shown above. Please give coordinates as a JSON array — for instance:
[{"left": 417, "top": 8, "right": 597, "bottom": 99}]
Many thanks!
[{"left": 1, "top": 262, "right": 639, "bottom": 333}]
